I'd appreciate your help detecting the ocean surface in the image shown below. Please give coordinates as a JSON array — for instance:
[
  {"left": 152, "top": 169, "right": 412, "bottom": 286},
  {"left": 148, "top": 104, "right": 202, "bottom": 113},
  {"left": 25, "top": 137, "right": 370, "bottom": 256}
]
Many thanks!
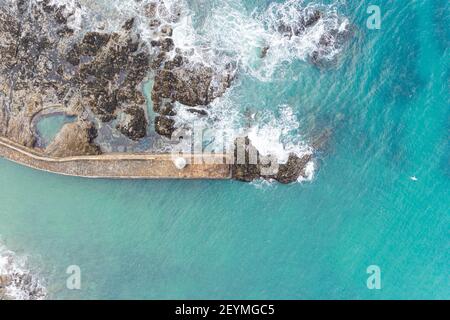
[{"left": 0, "top": 0, "right": 449, "bottom": 299}]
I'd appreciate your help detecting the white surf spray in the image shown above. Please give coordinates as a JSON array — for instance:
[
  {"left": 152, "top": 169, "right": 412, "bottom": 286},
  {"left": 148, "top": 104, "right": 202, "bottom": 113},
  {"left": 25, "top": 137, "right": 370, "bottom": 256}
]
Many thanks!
[
  {"left": 0, "top": 240, "right": 47, "bottom": 300},
  {"left": 193, "top": 0, "right": 351, "bottom": 80},
  {"left": 164, "top": 0, "right": 350, "bottom": 182},
  {"left": 16, "top": 0, "right": 351, "bottom": 183}
]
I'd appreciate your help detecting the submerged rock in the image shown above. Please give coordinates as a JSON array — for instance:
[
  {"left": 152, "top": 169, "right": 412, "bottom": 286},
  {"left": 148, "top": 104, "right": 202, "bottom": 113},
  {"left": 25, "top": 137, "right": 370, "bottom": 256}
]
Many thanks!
[
  {"left": 273, "top": 8, "right": 353, "bottom": 66},
  {"left": 260, "top": 46, "right": 270, "bottom": 59},
  {"left": 152, "top": 57, "right": 233, "bottom": 109},
  {"left": 186, "top": 108, "right": 208, "bottom": 116},
  {"left": 276, "top": 153, "right": 313, "bottom": 184},
  {"left": 0, "top": 242, "right": 47, "bottom": 300}
]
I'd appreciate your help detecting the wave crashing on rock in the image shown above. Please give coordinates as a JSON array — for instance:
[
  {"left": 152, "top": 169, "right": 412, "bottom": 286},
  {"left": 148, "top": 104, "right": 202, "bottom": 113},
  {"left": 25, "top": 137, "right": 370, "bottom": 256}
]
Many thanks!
[{"left": 0, "top": 242, "right": 47, "bottom": 300}]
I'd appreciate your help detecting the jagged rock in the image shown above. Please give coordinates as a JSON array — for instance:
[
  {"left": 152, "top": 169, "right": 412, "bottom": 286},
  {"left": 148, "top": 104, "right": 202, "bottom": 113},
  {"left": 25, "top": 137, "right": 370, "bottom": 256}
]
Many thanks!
[
  {"left": 231, "top": 137, "right": 262, "bottom": 182},
  {"left": 232, "top": 137, "right": 313, "bottom": 184},
  {"left": 277, "top": 10, "right": 323, "bottom": 39},
  {"left": 260, "top": 46, "right": 270, "bottom": 59},
  {"left": 303, "top": 10, "right": 323, "bottom": 29},
  {"left": 161, "top": 38, "right": 175, "bottom": 52},
  {"left": 116, "top": 106, "right": 148, "bottom": 141},
  {"left": 149, "top": 19, "right": 161, "bottom": 28},
  {"left": 152, "top": 56, "right": 233, "bottom": 111},
  {"left": 123, "top": 18, "right": 135, "bottom": 31},
  {"left": 0, "top": 0, "right": 151, "bottom": 149},
  {"left": 151, "top": 38, "right": 175, "bottom": 53},
  {"left": 273, "top": 8, "right": 352, "bottom": 66},
  {"left": 276, "top": 153, "right": 313, "bottom": 184},
  {"left": 45, "top": 121, "right": 101, "bottom": 157},
  {"left": 154, "top": 116, "right": 175, "bottom": 139},
  {"left": 187, "top": 108, "right": 208, "bottom": 116},
  {"left": 154, "top": 102, "right": 176, "bottom": 116}
]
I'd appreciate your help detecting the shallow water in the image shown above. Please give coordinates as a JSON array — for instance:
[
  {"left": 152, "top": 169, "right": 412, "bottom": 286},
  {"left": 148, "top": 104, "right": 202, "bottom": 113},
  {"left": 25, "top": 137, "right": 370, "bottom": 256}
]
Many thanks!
[
  {"left": 36, "top": 115, "right": 75, "bottom": 147},
  {"left": 0, "top": 0, "right": 449, "bottom": 299}
]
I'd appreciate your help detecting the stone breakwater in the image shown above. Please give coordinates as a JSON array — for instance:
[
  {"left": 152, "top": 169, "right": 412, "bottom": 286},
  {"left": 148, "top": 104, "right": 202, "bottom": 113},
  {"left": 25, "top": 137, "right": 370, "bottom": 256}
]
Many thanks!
[
  {"left": 0, "top": 136, "right": 315, "bottom": 183},
  {"left": 0, "top": 137, "right": 231, "bottom": 179}
]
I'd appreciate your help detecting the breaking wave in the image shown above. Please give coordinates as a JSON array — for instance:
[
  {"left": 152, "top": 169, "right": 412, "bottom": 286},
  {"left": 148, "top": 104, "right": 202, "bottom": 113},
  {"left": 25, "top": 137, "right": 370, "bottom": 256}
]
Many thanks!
[
  {"left": 164, "top": 0, "right": 350, "bottom": 181},
  {"left": 199, "top": 0, "right": 351, "bottom": 80},
  {"left": 0, "top": 240, "right": 47, "bottom": 300}
]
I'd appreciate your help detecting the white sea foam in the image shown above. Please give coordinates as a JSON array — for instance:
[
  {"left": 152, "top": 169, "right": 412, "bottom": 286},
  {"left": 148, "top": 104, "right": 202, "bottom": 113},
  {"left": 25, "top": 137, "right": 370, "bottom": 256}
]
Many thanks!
[
  {"left": 0, "top": 240, "right": 47, "bottom": 300},
  {"left": 250, "top": 178, "right": 277, "bottom": 190},
  {"left": 192, "top": 0, "right": 351, "bottom": 80},
  {"left": 47, "top": 0, "right": 84, "bottom": 30},
  {"left": 247, "top": 105, "right": 312, "bottom": 163}
]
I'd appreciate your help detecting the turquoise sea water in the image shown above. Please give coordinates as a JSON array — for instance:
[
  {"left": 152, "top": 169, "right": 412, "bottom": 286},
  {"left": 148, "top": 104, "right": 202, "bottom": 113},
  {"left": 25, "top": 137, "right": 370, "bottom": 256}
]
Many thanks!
[{"left": 0, "top": 0, "right": 449, "bottom": 299}]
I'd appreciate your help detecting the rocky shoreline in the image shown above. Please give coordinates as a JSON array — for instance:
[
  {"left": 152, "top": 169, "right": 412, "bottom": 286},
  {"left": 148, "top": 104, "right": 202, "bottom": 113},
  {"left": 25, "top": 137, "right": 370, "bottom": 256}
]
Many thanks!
[
  {"left": 0, "top": 242, "right": 47, "bottom": 300},
  {"left": 0, "top": 0, "right": 350, "bottom": 184}
]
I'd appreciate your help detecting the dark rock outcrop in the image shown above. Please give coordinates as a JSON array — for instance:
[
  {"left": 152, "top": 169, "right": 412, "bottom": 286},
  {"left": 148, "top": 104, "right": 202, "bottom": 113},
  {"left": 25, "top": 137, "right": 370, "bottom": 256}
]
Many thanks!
[
  {"left": 277, "top": 10, "right": 323, "bottom": 39},
  {"left": 0, "top": 0, "right": 235, "bottom": 148},
  {"left": 0, "top": 0, "right": 151, "bottom": 152},
  {"left": 276, "top": 153, "right": 313, "bottom": 184},
  {"left": 231, "top": 137, "right": 313, "bottom": 184},
  {"left": 154, "top": 116, "right": 176, "bottom": 139},
  {"left": 117, "top": 106, "right": 148, "bottom": 141}
]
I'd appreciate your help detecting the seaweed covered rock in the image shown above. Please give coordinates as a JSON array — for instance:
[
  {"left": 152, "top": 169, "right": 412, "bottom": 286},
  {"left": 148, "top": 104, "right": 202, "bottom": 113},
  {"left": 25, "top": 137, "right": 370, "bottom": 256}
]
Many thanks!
[
  {"left": 272, "top": 7, "right": 353, "bottom": 66},
  {"left": 276, "top": 153, "right": 313, "bottom": 184},
  {"left": 74, "top": 25, "right": 150, "bottom": 124},
  {"left": 150, "top": 51, "right": 235, "bottom": 136},
  {"left": 154, "top": 116, "right": 176, "bottom": 139},
  {"left": 151, "top": 55, "right": 234, "bottom": 109},
  {"left": 117, "top": 106, "right": 148, "bottom": 141},
  {"left": 0, "top": 0, "right": 151, "bottom": 149}
]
